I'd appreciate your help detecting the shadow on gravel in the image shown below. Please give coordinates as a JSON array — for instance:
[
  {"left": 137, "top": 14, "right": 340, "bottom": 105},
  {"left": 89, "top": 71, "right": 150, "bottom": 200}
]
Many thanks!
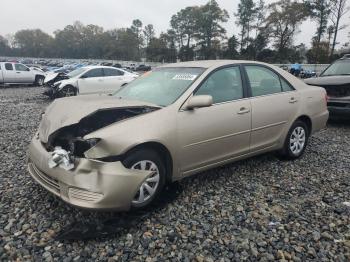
[{"left": 55, "top": 182, "right": 183, "bottom": 241}]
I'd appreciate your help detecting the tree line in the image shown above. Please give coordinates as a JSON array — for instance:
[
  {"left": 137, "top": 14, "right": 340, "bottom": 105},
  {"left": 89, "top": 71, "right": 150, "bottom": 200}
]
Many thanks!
[{"left": 0, "top": 0, "right": 349, "bottom": 63}]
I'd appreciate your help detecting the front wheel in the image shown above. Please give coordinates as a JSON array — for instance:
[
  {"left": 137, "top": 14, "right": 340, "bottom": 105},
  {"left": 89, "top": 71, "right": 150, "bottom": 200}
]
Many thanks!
[
  {"left": 279, "top": 120, "right": 309, "bottom": 160},
  {"left": 35, "top": 76, "right": 45, "bottom": 86},
  {"left": 122, "top": 149, "right": 166, "bottom": 209},
  {"left": 59, "top": 85, "right": 76, "bottom": 98}
]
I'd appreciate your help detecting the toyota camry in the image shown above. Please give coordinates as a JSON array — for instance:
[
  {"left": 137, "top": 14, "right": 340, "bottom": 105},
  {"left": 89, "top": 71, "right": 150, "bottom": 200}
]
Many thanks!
[{"left": 27, "top": 60, "right": 329, "bottom": 210}]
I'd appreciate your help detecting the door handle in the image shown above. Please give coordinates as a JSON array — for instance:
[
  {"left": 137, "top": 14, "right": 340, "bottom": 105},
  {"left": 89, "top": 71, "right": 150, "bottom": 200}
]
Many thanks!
[
  {"left": 16, "top": 72, "right": 21, "bottom": 74},
  {"left": 289, "top": 97, "right": 298, "bottom": 103},
  {"left": 237, "top": 107, "right": 250, "bottom": 115}
]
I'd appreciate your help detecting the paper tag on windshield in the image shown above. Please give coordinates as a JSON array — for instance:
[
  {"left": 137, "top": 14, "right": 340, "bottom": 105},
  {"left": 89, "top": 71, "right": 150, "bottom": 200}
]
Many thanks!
[{"left": 173, "top": 74, "right": 197, "bottom": 81}]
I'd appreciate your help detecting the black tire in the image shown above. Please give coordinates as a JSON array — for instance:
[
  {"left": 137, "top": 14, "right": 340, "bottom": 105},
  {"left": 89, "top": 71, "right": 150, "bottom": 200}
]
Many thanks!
[
  {"left": 35, "top": 75, "right": 45, "bottom": 86},
  {"left": 59, "top": 85, "right": 76, "bottom": 98},
  {"left": 122, "top": 149, "right": 166, "bottom": 209},
  {"left": 279, "top": 120, "right": 309, "bottom": 160}
]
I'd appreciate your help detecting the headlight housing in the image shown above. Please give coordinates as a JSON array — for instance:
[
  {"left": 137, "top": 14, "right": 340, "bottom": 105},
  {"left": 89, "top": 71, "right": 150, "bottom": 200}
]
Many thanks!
[{"left": 69, "top": 138, "right": 101, "bottom": 158}]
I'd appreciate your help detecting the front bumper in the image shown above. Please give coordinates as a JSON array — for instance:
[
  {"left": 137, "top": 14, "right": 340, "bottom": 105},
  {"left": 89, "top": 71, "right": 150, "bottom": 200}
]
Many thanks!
[
  {"left": 328, "top": 99, "right": 350, "bottom": 118},
  {"left": 43, "top": 87, "right": 57, "bottom": 98},
  {"left": 27, "top": 135, "right": 151, "bottom": 210}
]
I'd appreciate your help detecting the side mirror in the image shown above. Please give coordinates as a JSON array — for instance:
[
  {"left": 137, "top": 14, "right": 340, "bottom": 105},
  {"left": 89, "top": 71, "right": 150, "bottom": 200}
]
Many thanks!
[
  {"left": 80, "top": 75, "right": 87, "bottom": 79},
  {"left": 186, "top": 95, "right": 213, "bottom": 110}
]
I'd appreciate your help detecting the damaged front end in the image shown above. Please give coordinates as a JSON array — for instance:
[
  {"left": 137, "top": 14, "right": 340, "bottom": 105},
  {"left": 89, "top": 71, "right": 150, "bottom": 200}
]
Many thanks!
[
  {"left": 43, "top": 106, "right": 158, "bottom": 168},
  {"left": 43, "top": 73, "right": 70, "bottom": 98},
  {"left": 28, "top": 102, "right": 161, "bottom": 210}
]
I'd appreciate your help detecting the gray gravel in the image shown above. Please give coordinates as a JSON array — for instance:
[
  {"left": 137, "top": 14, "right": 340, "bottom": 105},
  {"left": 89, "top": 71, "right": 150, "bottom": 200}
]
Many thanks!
[{"left": 1, "top": 86, "right": 350, "bottom": 261}]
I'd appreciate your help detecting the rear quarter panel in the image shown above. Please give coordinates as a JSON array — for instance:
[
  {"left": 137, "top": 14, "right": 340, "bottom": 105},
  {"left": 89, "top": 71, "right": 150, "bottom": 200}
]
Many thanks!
[{"left": 298, "top": 85, "right": 329, "bottom": 134}]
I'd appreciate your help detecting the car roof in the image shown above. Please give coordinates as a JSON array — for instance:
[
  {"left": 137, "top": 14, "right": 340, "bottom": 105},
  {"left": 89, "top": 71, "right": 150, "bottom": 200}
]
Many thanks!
[{"left": 160, "top": 60, "right": 271, "bottom": 69}]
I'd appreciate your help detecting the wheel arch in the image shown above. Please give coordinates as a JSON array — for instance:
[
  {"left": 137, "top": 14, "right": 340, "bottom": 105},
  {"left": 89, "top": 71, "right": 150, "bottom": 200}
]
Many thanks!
[
  {"left": 123, "top": 142, "right": 173, "bottom": 184},
  {"left": 295, "top": 115, "right": 312, "bottom": 134}
]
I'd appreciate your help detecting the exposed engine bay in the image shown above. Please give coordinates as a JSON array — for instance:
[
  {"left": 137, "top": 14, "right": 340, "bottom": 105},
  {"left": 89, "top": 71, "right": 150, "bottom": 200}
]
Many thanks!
[
  {"left": 43, "top": 72, "right": 70, "bottom": 98},
  {"left": 43, "top": 107, "right": 159, "bottom": 161}
]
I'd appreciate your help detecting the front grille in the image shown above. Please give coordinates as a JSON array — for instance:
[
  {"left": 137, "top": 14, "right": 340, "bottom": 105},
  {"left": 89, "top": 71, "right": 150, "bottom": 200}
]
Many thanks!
[
  {"left": 328, "top": 102, "right": 348, "bottom": 108},
  {"left": 28, "top": 163, "right": 60, "bottom": 194},
  {"left": 323, "top": 84, "right": 350, "bottom": 97},
  {"left": 68, "top": 188, "right": 103, "bottom": 203}
]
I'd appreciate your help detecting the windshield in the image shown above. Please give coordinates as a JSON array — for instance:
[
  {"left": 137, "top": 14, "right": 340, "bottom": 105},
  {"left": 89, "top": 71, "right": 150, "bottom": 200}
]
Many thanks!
[
  {"left": 114, "top": 67, "right": 206, "bottom": 106},
  {"left": 67, "top": 67, "right": 87, "bottom": 78},
  {"left": 321, "top": 60, "right": 350, "bottom": 76}
]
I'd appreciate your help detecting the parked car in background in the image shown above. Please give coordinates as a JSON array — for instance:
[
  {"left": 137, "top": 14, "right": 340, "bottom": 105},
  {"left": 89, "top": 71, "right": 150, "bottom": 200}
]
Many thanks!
[
  {"left": 0, "top": 62, "right": 46, "bottom": 86},
  {"left": 112, "top": 63, "right": 122, "bottom": 68},
  {"left": 43, "top": 66, "right": 138, "bottom": 98},
  {"left": 305, "top": 55, "right": 350, "bottom": 118},
  {"left": 28, "top": 60, "right": 328, "bottom": 211},
  {"left": 136, "top": 64, "right": 152, "bottom": 71}
]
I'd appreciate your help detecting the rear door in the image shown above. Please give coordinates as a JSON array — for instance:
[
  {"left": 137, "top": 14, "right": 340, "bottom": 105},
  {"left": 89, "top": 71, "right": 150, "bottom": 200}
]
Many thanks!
[
  {"left": 78, "top": 68, "right": 105, "bottom": 94},
  {"left": 3, "top": 63, "right": 16, "bottom": 83},
  {"left": 103, "top": 68, "right": 125, "bottom": 93},
  {"left": 243, "top": 64, "right": 299, "bottom": 152}
]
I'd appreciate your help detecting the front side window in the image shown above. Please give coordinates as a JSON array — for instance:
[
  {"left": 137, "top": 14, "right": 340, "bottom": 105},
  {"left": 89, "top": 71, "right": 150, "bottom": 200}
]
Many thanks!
[
  {"left": 245, "top": 65, "right": 283, "bottom": 97},
  {"left": 195, "top": 66, "right": 243, "bottom": 103},
  {"left": 15, "top": 64, "right": 29, "bottom": 71},
  {"left": 68, "top": 67, "right": 87, "bottom": 78},
  {"left": 82, "top": 68, "right": 104, "bottom": 78},
  {"left": 104, "top": 68, "right": 124, "bottom": 77},
  {"left": 115, "top": 67, "right": 205, "bottom": 107},
  {"left": 5, "top": 63, "right": 13, "bottom": 71}
]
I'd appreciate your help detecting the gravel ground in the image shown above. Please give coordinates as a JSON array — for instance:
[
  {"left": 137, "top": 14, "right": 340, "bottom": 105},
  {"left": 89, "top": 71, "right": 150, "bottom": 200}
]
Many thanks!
[{"left": 0, "top": 86, "right": 349, "bottom": 262}]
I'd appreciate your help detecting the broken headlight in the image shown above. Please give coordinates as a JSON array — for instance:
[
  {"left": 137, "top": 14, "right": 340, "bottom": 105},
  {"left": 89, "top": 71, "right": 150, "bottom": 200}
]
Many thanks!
[{"left": 69, "top": 138, "right": 101, "bottom": 157}]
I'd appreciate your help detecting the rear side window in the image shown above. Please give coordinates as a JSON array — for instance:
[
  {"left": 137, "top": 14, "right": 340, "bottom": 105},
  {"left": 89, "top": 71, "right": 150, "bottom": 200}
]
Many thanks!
[
  {"left": 245, "top": 65, "right": 282, "bottom": 97},
  {"left": 82, "top": 68, "right": 104, "bottom": 78},
  {"left": 5, "top": 63, "right": 13, "bottom": 71},
  {"left": 104, "top": 68, "right": 124, "bottom": 76},
  {"left": 281, "top": 78, "right": 294, "bottom": 92}
]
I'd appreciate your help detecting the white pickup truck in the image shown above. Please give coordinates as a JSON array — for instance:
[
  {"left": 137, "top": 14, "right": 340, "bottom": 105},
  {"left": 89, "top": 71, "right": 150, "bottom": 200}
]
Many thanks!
[{"left": 0, "top": 62, "right": 46, "bottom": 86}]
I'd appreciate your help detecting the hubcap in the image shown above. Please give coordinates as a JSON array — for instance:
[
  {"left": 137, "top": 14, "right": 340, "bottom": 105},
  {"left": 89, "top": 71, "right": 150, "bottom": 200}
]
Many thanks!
[
  {"left": 38, "top": 78, "right": 44, "bottom": 86},
  {"left": 290, "top": 126, "right": 306, "bottom": 155},
  {"left": 131, "top": 160, "right": 160, "bottom": 205}
]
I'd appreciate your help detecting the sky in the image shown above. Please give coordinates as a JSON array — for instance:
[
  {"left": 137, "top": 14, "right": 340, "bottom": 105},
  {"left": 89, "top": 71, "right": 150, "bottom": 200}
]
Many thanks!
[{"left": 0, "top": 0, "right": 349, "bottom": 48}]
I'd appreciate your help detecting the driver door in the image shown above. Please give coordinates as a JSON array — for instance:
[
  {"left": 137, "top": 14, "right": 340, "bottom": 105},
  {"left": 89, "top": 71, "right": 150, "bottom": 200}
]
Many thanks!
[
  {"left": 78, "top": 68, "right": 105, "bottom": 94},
  {"left": 14, "top": 64, "right": 32, "bottom": 83},
  {"left": 177, "top": 66, "right": 252, "bottom": 175}
]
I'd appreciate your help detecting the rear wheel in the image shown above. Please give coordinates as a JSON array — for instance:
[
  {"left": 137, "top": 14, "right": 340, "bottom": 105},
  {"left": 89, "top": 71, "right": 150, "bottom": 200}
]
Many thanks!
[
  {"left": 122, "top": 149, "right": 166, "bottom": 209},
  {"left": 279, "top": 120, "right": 309, "bottom": 159}
]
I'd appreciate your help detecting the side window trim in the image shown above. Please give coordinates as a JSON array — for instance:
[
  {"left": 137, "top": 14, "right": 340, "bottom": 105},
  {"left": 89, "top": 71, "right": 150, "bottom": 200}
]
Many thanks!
[{"left": 243, "top": 63, "right": 295, "bottom": 98}]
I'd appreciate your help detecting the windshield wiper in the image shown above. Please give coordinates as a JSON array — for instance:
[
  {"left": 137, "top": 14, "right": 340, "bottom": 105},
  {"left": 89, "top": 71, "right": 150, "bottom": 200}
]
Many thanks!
[{"left": 322, "top": 73, "right": 350, "bottom": 76}]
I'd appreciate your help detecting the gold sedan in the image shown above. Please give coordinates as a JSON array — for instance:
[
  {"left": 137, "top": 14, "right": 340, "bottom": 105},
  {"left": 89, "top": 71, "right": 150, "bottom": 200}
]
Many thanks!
[{"left": 27, "top": 60, "right": 329, "bottom": 210}]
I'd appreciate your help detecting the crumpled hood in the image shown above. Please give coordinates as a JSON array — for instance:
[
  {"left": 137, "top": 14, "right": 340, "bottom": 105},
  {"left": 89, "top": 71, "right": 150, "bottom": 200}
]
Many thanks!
[
  {"left": 44, "top": 73, "right": 60, "bottom": 84},
  {"left": 304, "top": 75, "right": 350, "bottom": 86},
  {"left": 39, "top": 95, "right": 159, "bottom": 143}
]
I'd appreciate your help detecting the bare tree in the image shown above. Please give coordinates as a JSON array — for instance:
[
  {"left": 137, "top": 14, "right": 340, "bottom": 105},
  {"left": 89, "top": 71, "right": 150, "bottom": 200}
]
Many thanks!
[{"left": 329, "top": 0, "right": 349, "bottom": 59}]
